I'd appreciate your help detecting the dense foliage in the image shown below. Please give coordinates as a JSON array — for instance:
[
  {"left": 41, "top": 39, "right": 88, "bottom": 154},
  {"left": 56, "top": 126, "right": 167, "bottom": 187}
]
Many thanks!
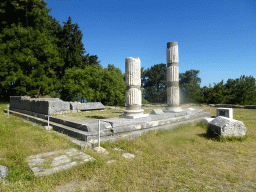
[
  {"left": 0, "top": 0, "right": 64, "bottom": 100},
  {"left": 200, "top": 75, "right": 256, "bottom": 105},
  {"left": 141, "top": 64, "right": 166, "bottom": 103},
  {"left": 179, "top": 69, "right": 202, "bottom": 104},
  {"left": 60, "top": 64, "right": 125, "bottom": 106}
]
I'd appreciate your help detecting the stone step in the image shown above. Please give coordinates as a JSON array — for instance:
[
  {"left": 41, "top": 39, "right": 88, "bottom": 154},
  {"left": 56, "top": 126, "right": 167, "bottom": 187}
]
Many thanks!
[
  {"left": 4, "top": 109, "right": 112, "bottom": 141},
  {"left": 6, "top": 108, "right": 111, "bottom": 132},
  {"left": 109, "top": 111, "right": 210, "bottom": 134},
  {"left": 87, "top": 115, "right": 209, "bottom": 147},
  {"left": 4, "top": 109, "right": 210, "bottom": 145}
]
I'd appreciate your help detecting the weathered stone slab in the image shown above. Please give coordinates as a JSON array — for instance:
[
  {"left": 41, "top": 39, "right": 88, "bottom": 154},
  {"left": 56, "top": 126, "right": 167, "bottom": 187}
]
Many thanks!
[
  {"left": 216, "top": 108, "right": 233, "bottom": 119},
  {"left": 93, "top": 147, "right": 109, "bottom": 154},
  {"left": 70, "top": 102, "right": 105, "bottom": 110},
  {"left": 201, "top": 117, "right": 215, "bottom": 125},
  {"left": 209, "top": 116, "right": 246, "bottom": 137},
  {"left": 0, "top": 165, "right": 8, "bottom": 179},
  {"left": 150, "top": 109, "right": 164, "bottom": 115},
  {"left": 165, "top": 107, "right": 183, "bottom": 113},
  {"left": 122, "top": 153, "right": 135, "bottom": 159},
  {"left": 26, "top": 148, "right": 95, "bottom": 177},
  {"left": 10, "top": 96, "right": 105, "bottom": 115}
]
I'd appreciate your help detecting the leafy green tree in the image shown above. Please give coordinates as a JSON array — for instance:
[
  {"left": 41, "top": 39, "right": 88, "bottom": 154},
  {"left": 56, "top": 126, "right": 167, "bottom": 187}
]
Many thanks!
[
  {"left": 60, "top": 64, "right": 126, "bottom": 105},
  {"left": 233, "top": 75, "right": 256, "bottom": 105},
  {"left": 200, "top": 85, "right": 214, "bottom": 104},
  {"left": 209, "top": 80, "right": 230, "bottom": 104},
  {"left": 0, "top": 0, "right": 63, "bottom": 101},
  {"left": 60, "top": 66, "right": 103, "bottom": 102},
  {"left": 57, "top": 16, "right": 93, "bottom": 77},
  {"left": 224, "top": 78, "right": 239, "bottom": 104},
  {"left": 199, "top": 75, "right": 256, "bottom": 105},
  {"left": 101, "top": 64, "right": 126, "bottom": 106},
  {"left": 85, "top": 55, "right": 101, "bottom": 67},
  {"left": 179, "top": 69, "right": 202, "bottom": 104},
  {"left": 142, "top": 64, "right": 166, "bottom": 103}
]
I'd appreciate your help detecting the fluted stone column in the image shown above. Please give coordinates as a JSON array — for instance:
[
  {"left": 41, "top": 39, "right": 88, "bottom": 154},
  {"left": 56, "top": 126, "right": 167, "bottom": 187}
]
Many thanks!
[
  {"left": 166, "top": 42, "right": 183, "bottom": 112},
  {"left": 120, "top": 57, "right": 148, "bottom": 119}
]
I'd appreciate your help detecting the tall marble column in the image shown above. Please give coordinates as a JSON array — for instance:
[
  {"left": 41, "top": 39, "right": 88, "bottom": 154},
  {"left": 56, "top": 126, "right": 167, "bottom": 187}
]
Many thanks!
[
  {"left": 120, "top": 57, "right": 148, "bottom": 119},
  {"left": 166, "top": 42, "right": 183, "bottom": 112}
]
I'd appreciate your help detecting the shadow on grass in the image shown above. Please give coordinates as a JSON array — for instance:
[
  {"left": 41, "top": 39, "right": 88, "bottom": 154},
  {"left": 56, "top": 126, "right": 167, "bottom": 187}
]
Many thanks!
[{"left": 196, "top": 122, "right": 247, "bottom": 142}]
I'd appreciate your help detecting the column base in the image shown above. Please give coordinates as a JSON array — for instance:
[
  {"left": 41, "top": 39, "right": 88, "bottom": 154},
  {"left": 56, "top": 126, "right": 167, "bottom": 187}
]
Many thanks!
[
  {"left": 119, "top": 109, "right": 149, "bottom": 119},
  {"left": 164, "top": 107, "right": 183, "bottom": 113}
]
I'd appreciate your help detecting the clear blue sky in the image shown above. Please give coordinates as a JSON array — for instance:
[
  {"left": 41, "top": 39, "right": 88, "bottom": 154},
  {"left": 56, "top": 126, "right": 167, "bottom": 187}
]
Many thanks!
[{"left": 44, "top": 0, "right": 255, "bottom": 88}]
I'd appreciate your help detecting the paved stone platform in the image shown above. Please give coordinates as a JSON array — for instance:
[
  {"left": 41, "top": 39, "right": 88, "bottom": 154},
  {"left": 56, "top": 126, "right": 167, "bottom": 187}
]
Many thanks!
[
  {"left": 4, "top": 107, "right": 210, "bottom": 149},
  {"left": 26, "top": 148, "right": 95, "bottom": 177},
  {"left": 25, "top": 147, "right": 135, "bottom": 177}
]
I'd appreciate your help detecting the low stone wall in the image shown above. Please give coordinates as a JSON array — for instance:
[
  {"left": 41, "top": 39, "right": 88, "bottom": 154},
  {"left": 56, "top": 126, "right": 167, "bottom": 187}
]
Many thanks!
[
  {"left": 209, "top": 104, "right": 256, "bottom": 109},
  {"left": 10, "top": 96, "right": 105, "bottom": 115},
  {"left": 10, "top": 96, "right": 70, "bottom": 115},
  {"left": 70, "top": 102, "right": 105, "bottom": 110}
]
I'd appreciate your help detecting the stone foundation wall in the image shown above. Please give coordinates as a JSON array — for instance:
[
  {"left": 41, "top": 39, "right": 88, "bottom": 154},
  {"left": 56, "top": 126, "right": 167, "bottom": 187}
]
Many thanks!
[
  {"left": 10, "top": 96, "right": 105, "bottom": 115},
  {"left": 209, "top": 104, "right": 256, "bottom": 109}
]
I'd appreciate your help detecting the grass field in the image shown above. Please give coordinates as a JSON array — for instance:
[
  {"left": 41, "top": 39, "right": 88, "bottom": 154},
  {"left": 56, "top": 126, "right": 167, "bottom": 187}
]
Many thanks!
[{"left": 0, "top": 103, "right": 255, "bottom": 191}]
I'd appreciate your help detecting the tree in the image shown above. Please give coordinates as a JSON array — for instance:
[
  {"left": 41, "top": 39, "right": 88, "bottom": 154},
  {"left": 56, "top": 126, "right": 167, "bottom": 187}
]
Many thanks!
[
  {"left": 179, "top": 69, "right": 202, "bottom": 104},
  {"left": 85, "top": 55, "right": 101, "bottom": 67},
  {"left": 60, "top": 66, "right": 103, "bottom": 102},
  {"left": 60, "top": 64, "right": 126, "bottom": 105},
  {"left": 209, "top": 80, "right": 230, "bottom": 104},
  {"left": 0, "top": 0, "right": 63, "bottom": 101},
  {"left": 57, "top": 16, "right": 93, "bottom": 77},
  {"left": 101, "top": 64, "right": 126, "bottom": 106},
  {"left": 200, "top": 85, "right": 214, "bottom": 104},
  {"left": 224, "top": 78, "right": 239, "bottom": 104},
  {"left": 142, "top": 63, "right": 167, "bottom": 103},
  {"left": 199, "top": 75, "right": 256, "bottom": 105},
  {"left": 233, "top": 75, "right": 256, "bottom": 105}
]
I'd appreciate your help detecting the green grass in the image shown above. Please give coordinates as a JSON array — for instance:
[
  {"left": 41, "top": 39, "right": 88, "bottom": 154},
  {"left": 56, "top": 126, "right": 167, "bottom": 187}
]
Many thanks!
[{"left": 0, "top": 103, "right": 255, "bottom": 191}]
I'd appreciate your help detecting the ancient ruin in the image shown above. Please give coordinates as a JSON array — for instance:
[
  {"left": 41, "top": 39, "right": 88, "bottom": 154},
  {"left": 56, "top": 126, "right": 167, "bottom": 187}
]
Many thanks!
[
  {"left": 166, "top": 42, "right": 183, "bottom": 113},
  {"left": 9, "top": 96, "right": 105, "bottom": 115},
  {"left": 120, "top": 57, "right": 148, "bottom": 119},
  {"left": 208, "top": 116, "right": 246, "bottom": 137}
]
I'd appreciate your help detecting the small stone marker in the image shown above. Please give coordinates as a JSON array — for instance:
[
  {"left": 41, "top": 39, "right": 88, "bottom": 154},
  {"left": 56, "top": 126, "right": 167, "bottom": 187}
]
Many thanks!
[
  {"left": 0, "top": 165, "right": 8, "bottom": 179},
  {"left": 94, "top": 147, "right": 109, "bottom": 154},
  {"left": 216, "top": 108, "right": 233, "bottom": 119},
  {"left": 122, "top": 153, "right": 135, "bottom": 159},
  {"left": 107, "top": 160, "right": 117, "bottom": 164},
  {"left": 44, "top": 126, "right": 53, "bottom": 131},
  {"left": 113, "top": 148, "right": 124, "bottom": 151},
  {"left": 26, "top": 148, "right": 95, "bottom": 177},
  {"left": 209, "top": 116, "right": 246, "bottom": 137},
  {"left": 150, "top": 109, "right": 164, "bottom": 115}
]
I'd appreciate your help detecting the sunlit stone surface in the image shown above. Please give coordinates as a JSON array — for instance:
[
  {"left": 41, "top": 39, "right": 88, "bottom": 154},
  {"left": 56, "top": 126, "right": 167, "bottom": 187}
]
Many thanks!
[{"left": 120, "top": 57, "right": 148, "bottom": 119}]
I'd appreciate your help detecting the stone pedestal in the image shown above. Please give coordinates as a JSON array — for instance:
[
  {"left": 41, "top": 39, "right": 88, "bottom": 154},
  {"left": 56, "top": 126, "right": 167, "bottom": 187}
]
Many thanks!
[
  {"left": 166, "top": 42, "right": 183, "bottom": 113},
  {"left": 120, "top": 57, "right": 148, "bottom": 119},
  {"left": 216, "top": 108, "right": 233, "bottom": 119}
]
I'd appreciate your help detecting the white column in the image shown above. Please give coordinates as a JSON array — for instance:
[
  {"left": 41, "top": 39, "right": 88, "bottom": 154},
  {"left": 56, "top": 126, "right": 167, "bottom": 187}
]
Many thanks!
[
  {"left": 166, "top": 42, "right": 183, "bottom": 112},
  {"left": 120, "top": 57, "right": 148, "bottom": 119}
]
